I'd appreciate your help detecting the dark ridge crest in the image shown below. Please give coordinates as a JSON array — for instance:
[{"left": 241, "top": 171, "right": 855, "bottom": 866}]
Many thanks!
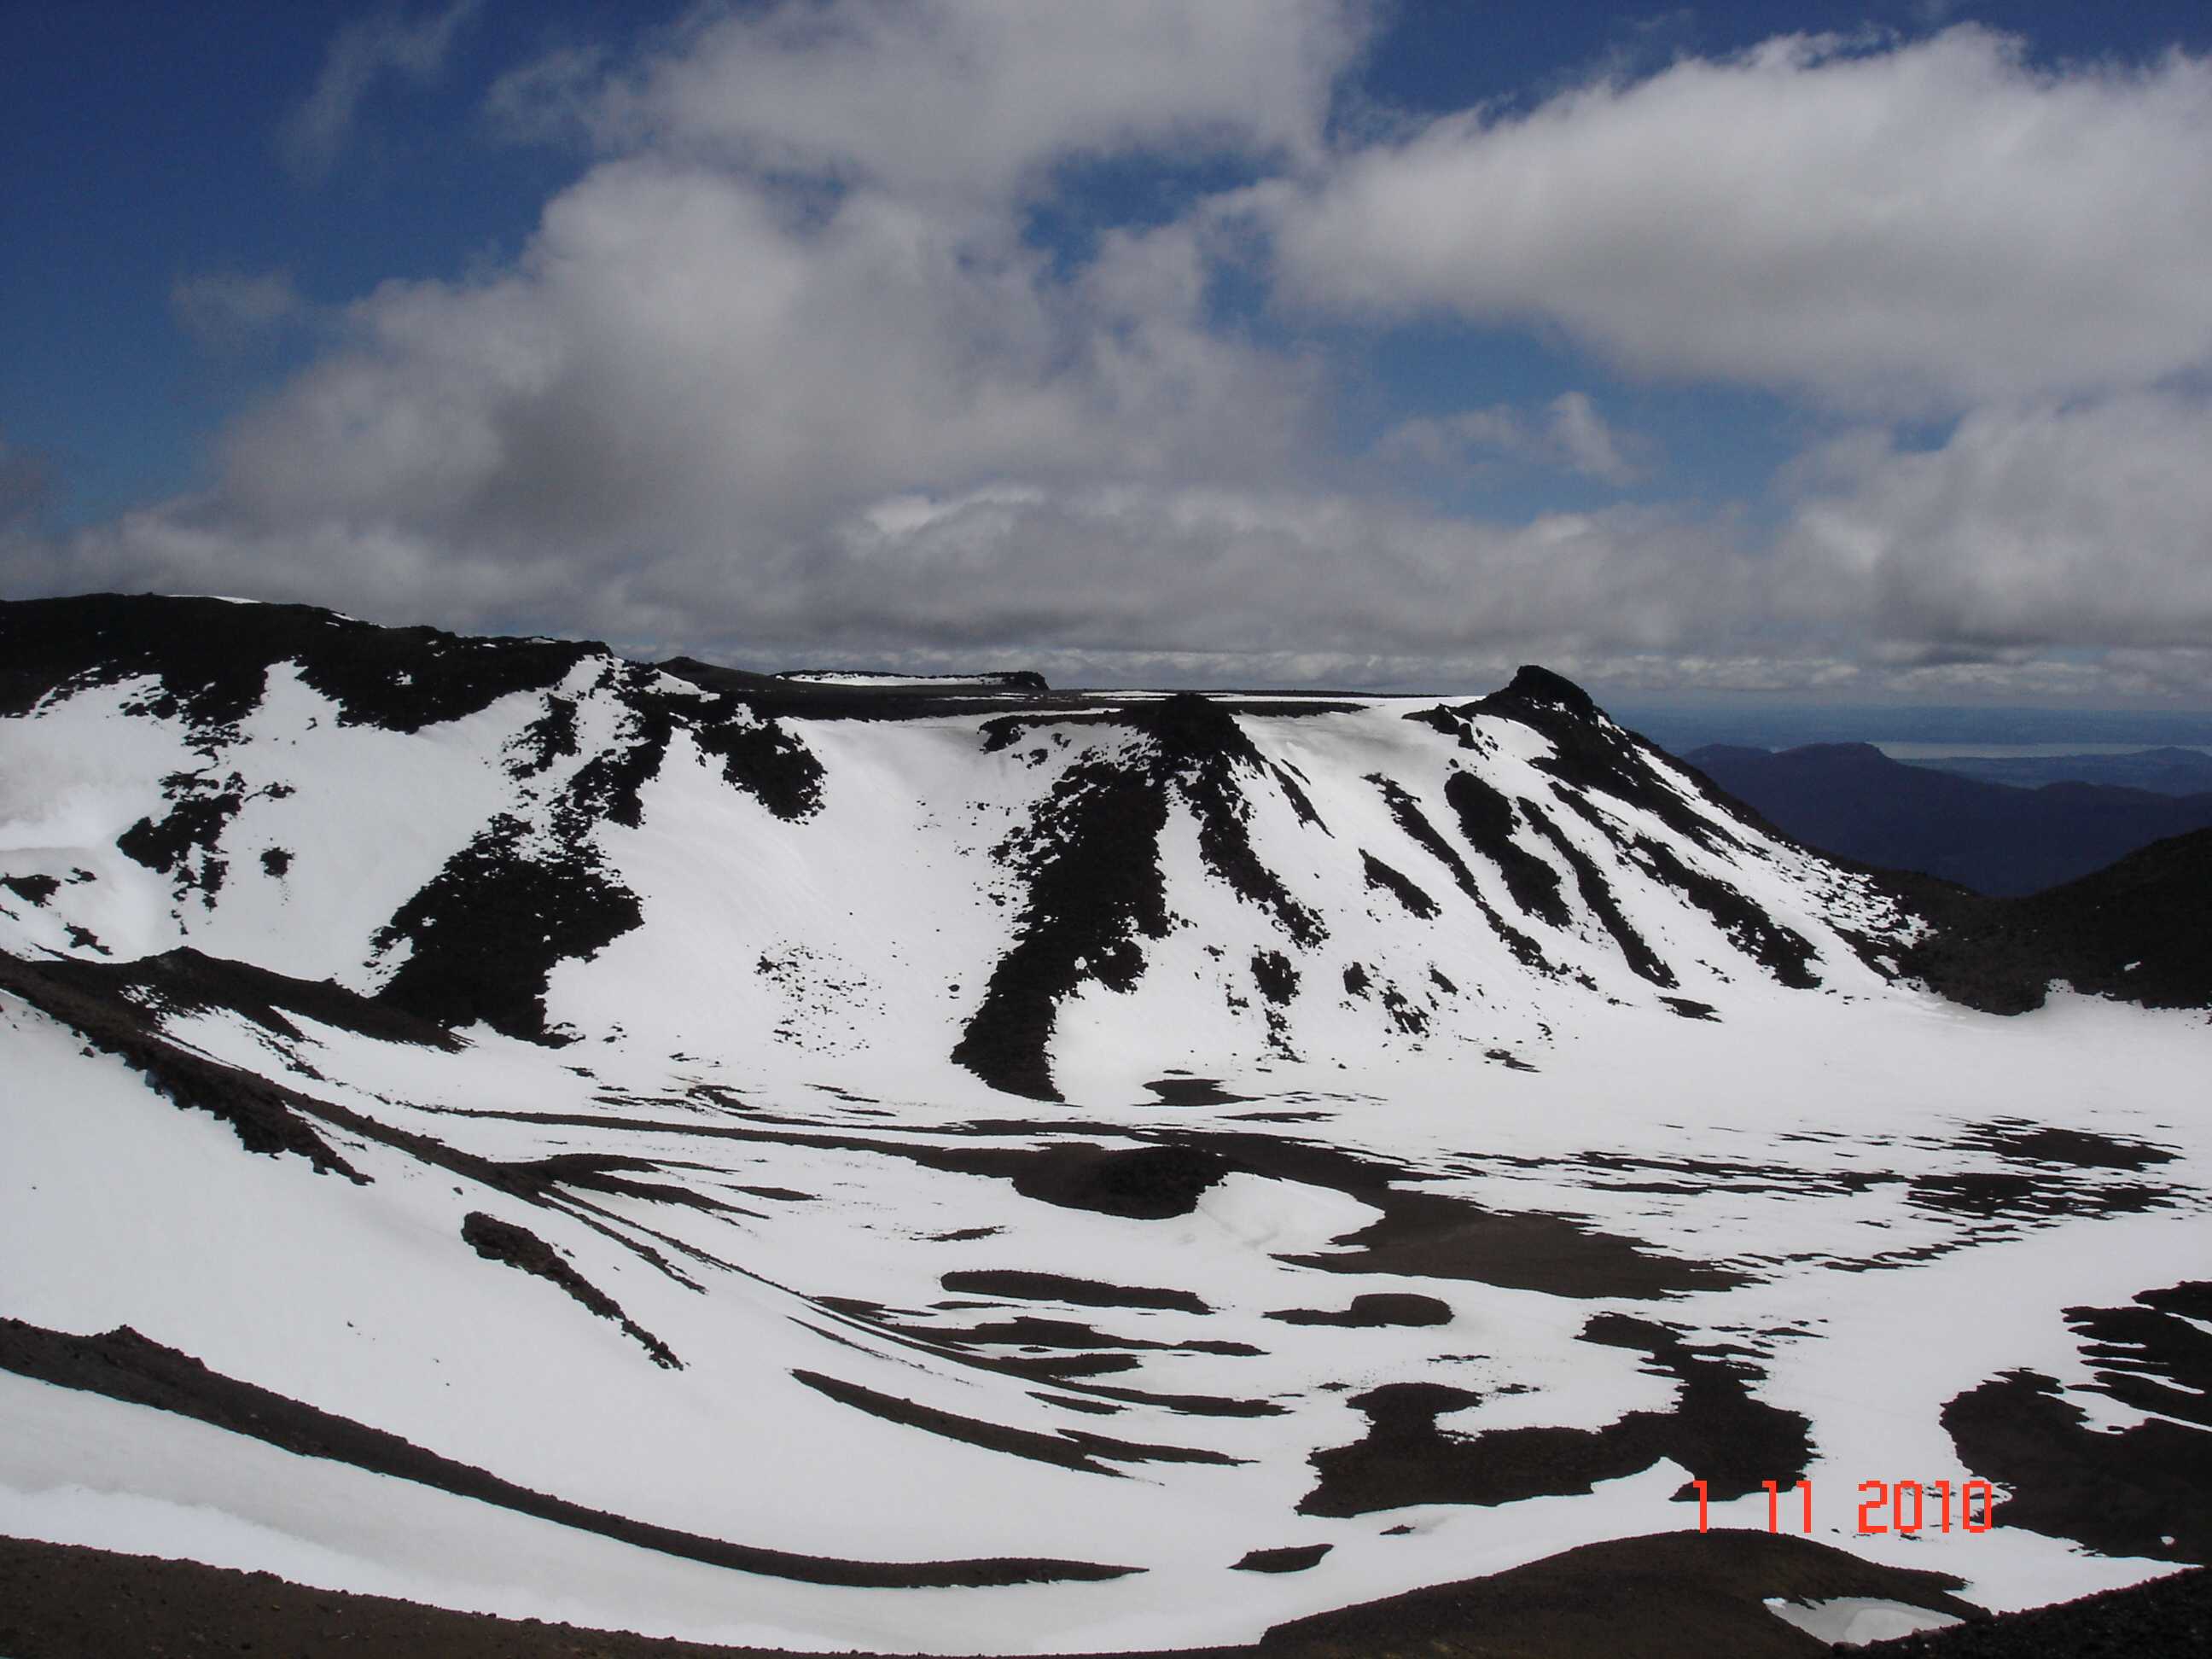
[
  {"left": 775, "top": 668, "right": 1050, "bottom": 690},
  {"left": 0, "top": 593, "right": 597, "bottom": 731},
  {"left": 695, "top": 701, "right": 827, "bottom": 820},
  {"left": 665, "top": 654, "right": 1071, "bottom": 723},
  {"left": 30, "top": 946, "right": 463, "bottom": 1052},
  {"left": 1478, "top": 664, "right": 1603, "bottom": 724},
  {"left": 1404, "top": 703, "right": 1479, "bottom": 747},
  {"left": 0, "top": 949, "right": 368, "bottom": 1180},
  {"left": 1469, "top": 664, "right": 1742, "bottom": 854}
]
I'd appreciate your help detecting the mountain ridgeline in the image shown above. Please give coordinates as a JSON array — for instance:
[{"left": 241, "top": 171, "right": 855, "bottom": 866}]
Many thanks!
[
  {"left": 1, "top": 596, "right": 2203, "bottom": 1101},
  {"left": 6, "top": 594, "right": 2210, "bottom": 1654}
]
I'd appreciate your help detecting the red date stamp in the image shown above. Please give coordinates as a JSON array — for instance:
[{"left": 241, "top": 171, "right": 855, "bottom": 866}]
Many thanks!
[{"left": 1691, "top": 1478, "right": 2000, "bottom": 1534}]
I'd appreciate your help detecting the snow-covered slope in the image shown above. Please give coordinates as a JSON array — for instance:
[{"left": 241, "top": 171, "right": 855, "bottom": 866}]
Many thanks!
[{"left": 2, "top": 595, "right": 2205, "bottom": 1653}]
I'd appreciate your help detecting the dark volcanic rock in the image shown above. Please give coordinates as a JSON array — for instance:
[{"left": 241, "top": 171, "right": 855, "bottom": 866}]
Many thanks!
[
  {"left": 1442, "top": 769, "right": 1572, "bottom": 929},
  {"left": 1145, "top": 1074, "right": 1252, "bottom": 1106},
  {"left": 1138, "top": 694, "right": 1324, "bottom": 948},
  {"left": 955, "top": 693, "right": 1325, "bottom": 1099},
  {"left": 373, "top": 814, "right": 643, "bottom": 1045},
  {"left": 1958, "top": 1120, "right": 2179, "bottom": 1172},
  {"left": 1898, "top": 826, "right": 2212, "bottom": 1013},
  {"left": 1232, "top": 1543, "right": 1334, "bottom": 1573},
  {"left": 1475, "top": 666, "right": 1743, "bottom": 854},
  {"left": 1518, "top": 796, "right": 1677, "bottom": 987},
  {"left": 1249, "top": 951, "right": 1298, "bottom": 1005},
  {"left": 1630, "top": 834, "right": 1819, "bottom": 988},
  {"left": 115, "top": 771, "right": 249, "bottom": 899},
  {"left": 32, "top": 946, "right": 461, "bottom": 1052},
  {"left": 1265, "top": 1293, "right": 1454, "bottom": 1328},
  {"left": 462, "top": 1211, "right": 680, "bottom": 1368},
  {"left": 505, "top": 692, "right": 580, "bottom": 777},
  {"left": 0, "top": 949, "right": 368, "bottom": 1179},
  {"left": 1004, "top": 1143, "right": 1233, "bottom": 1219},
  {"left": 1258, "top": 1529, "right": 1980, "bottom": 1658},
  {"left": 1860, "top": 1566, "right": 2209, "bottom": 1658},
  {"left": 1299, "top": 1314, "right": 1811, "bottom": 1517},
  {"left": 1481, "top": 664, "right": 1602, "bottom": 723},
  {"left": 1370, "top": 773, "right": 1551, "bottom": 968},
  {"left": 954, "top": 760, "right": 1171, "bottom": 1100},
  {"left": 939, "top": 1270, "right": 1211, "bottom": 1313},
  {"left": 1941, "top": 1282, "right": 2212, "bottom": 1566},
  {"left": 1360, "top": 850, "right": 1439, "bottom": 918},
  {"left": 1277, "top": 1185, "right": 1742, "bottom": 1301},
  {"left": 0, "top": 593, "right": 593, "bottom": 731},
  {"left": 792, "top": 1368, "right": 1242, "bottom": 1476},
  {"left": 695, "top": 703, "right": 826, "bottom": 820},
  {"left": 1, "top": 871, "right": 59, "bottom": 906}
]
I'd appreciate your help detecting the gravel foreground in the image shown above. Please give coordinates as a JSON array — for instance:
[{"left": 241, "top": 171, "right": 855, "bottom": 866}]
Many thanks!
[
  {"left": 3, "top": 1529, "right": 2201, "bottom": 1658},
  {"left": 1855, "top": 1566, "right": 2211, "bottom": 1657}
]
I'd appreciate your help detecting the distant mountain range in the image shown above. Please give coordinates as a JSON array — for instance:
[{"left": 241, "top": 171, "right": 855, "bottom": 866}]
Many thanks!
[
  {"left": 1681, "top": 742, "right": 2212, "bottom": 897},
  {"left": 1901, "top": 745, "right": 2212, "bottom": 795}
]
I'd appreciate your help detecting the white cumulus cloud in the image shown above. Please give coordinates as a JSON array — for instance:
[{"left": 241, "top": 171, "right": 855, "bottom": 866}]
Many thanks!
[
  {"left": 1780, "top": 392, "right": 2212, "bottom": 651},
  {"left": 1261, "top": 26, "right": 2212, "bottom": 412},
  {"left": 16, "top": 9, "right": 2212, "bottom": 703},
  {"left": 498, "top": 0, "right": 1367, "bottom": 202}
]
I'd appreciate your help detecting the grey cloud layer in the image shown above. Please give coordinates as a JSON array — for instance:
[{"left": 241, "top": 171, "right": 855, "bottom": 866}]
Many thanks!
[
  {"left": 13, "top": 6, "right": 2211, "bottom": 700},
  {"left": 1376, "top": 393, "right": 1650, "bottom": 486},
  {"left": 209, "top": 161, "right": 1316, "bottom": 546}
]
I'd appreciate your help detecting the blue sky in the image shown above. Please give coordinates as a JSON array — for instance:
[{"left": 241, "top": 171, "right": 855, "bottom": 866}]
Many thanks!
[{"left": 5, "top": 2, "right": 2210, "bottom": 704}]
